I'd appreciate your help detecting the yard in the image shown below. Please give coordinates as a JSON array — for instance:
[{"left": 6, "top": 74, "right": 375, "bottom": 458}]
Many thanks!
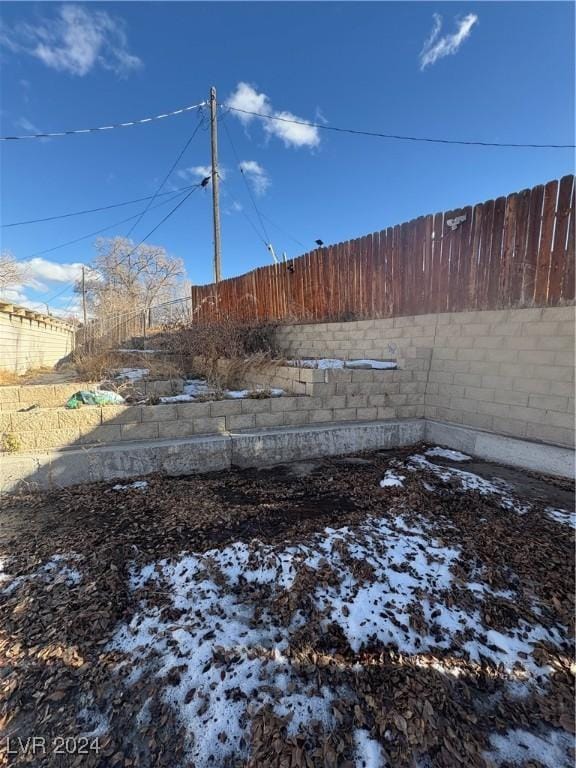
[{"left": 0, "top": 445, "right": 574, "bottom": 767}]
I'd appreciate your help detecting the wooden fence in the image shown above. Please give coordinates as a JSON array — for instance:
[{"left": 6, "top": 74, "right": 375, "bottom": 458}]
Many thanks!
[{"left": 191, "top": 175, "right": 575, "bottom": 323}]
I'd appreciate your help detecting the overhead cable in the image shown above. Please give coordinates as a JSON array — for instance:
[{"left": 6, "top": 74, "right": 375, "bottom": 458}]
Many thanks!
[
  {"left": 223, "top": 105, "right": 575, "bottom": 149},
  {"left": 0, "top": 101, "right": 206, "bottom": 141},
  {"left": 28, "top": 187, "right": 196, "bottom": 259},
  {"left": 126, "top": 112, "right": 205, "bottom": 236},
  {"left": 2, "top": 185, "right": 197, "bottom": 228}
]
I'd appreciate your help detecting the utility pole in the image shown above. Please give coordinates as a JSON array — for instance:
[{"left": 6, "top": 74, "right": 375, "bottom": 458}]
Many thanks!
[
  {"left": 81, "top": 266, "right": 88, "bottom": 327},
  {"left": 209, "top": 86, "right": 222, "bottom": 284}
]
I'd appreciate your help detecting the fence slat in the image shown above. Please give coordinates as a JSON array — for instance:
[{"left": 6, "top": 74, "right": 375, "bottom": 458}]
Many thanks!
[
  {"left": 562, "top": 180, "right": 575, "bottom": 303},
  {"left": 534, "top": 180, "right": 559, "bottom": 305},
  {"left": 500, "top": 193, "right": 518, "bottom": 307},
  {"left": 522, "top": 186, "right": 544, "bottom": 305},
  {"left": 468, "top": 203, "right": 483, "bottom": 310},
  {"left": 549, "top": 175, "right": 574, "bottom": 304},
  {"left": 511, "top": 189, "right": 531, "bottom": 306},
  {"left": 486, "top": 196, "right": 506, "bottom": 309}
]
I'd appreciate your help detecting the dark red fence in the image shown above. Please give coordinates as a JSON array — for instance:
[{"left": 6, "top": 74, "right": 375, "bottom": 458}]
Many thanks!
[{"left": 191, "top": 175, "right": 575, "bottom": 322}]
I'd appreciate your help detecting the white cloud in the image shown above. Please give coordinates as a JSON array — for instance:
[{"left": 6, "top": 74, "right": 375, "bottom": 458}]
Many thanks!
[
  {"left": 226, "top": 82, "right": 271, "bottom": 124},
  {"left": 226, "top": 82, "right": 320, "bottom": 149},
  {"left": 262, "top": 110, "right": 320, "bottom": 149},
  {"left": 177, "top": 165, "right": 226, "bottom": 183},
  {"left": 419, "top": 13, "right": 478, "bottom": 70},
  {"left": 0, "top": 286, "right": 31, "bottom": 305},
  {"left": 0, "top": 4, "right": 142, "bottom": 77},
  {"left": 239, "top": 160, "right": 270, "bottom": 196},
  {"left": 21, "top": 257, "right": 84, "bottom": 284}
]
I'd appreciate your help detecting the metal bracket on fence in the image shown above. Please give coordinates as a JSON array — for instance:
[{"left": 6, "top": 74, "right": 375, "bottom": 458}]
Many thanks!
[{"left": 446, "top": 215, "right": 467, "bottom": 231}]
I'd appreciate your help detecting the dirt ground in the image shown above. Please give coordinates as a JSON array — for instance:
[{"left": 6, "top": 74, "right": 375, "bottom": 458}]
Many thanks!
[{"left": 0, "top": 445, "right": 574, "bottom": 768}]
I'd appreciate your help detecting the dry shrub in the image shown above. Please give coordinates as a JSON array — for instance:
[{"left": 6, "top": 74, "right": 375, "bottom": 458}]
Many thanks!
[
  {"left": 158, "top": 318, "right": 280, "bottom": 389},
  {"left": 73, "top": 350, "right": 183, "bottom": 383},
  {"left": 246, "top": 388, "right": 272, "bottom": 399},
  {"left": 0, "top": 370, "right": 20, "bottom": 386},
  {"left": 0, "top": 366, "right": 68, "bottom": 386}
]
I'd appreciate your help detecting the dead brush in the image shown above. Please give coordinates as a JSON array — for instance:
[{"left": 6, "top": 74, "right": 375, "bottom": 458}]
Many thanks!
[
  {"left": 0, "top": 370, "right": 21, "bottom": 386},
  {"left": 160, "top": 318, "right": 281, "bottom": 390},
  {"left": 73, "top": 350, "right": 183, "bottom": 384},
  {"left": 0, "top": 366, "right": 64, "bottom": 386},
  {"left": 246, "top": 388, "right": 273, "bottom": 399}
]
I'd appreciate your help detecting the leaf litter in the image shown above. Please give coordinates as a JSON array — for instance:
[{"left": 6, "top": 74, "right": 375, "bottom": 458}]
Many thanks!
[{"left": 0, "top": 444, "right": 573, "bottom": 767}]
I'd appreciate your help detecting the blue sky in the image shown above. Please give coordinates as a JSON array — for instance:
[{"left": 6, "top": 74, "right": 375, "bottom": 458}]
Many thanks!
[{"left": 0, "top": 1, "right": 574, "bottom": 316}]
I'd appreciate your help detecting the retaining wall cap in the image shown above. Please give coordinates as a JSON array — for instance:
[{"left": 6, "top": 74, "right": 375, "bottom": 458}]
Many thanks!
[{"left": 0, "top": 300, "right": 74, "bottom": 331}]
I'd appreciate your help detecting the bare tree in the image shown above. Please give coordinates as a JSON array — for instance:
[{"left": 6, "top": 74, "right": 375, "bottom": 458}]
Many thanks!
[
  {"left": 78, "top": 237, "right": 185, "bottom": 317},
  {"left": 0, "top": 252, "right": 24, "bottom": 295}
]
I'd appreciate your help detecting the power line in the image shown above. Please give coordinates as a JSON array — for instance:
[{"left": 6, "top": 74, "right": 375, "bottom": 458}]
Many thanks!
[
  {"left": 259, "top": 212, "right": 307, "bottom": 250},
  {"left": 43, "top": 282, "right": 78, "bottom": 305},
  {"left": 28, "top": 187, "right": 194, "bottom": 259},
  {"left": 0, "top": 101, "right": 206, "bottom": 141},
  {"left": 221, "top": 115, "right": 307, "bottom": 252},
  {"left": 126, "top": 111, "right": 205, "bottom": 237},
  {"left": 222, "top": 118, "right": 271, "bottom": 245},
  {"left": 119, "top": 184, "right": 201, "bottom": 265},
  {"left": 2, "top": 184, "right": 197, "bottom": 228},
  {"left": 223, "top": 105, "right": 575, "bottom": 149},
  {"left": 219, "top": 177, "right": 268, "bottom": 248},
  {"left": 34, "top": 185, "right": 202, "bottom": 305}
]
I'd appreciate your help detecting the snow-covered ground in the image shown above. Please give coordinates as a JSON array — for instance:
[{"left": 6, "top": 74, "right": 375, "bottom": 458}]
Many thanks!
[
  {"left": 101, "top": 452, "right": 572, "bottom": 767},
  {"left": 3, "top": 448, "right": 572, "bottom": 768}
]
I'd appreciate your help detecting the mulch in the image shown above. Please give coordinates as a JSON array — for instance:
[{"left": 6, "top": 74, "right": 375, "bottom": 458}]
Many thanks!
[{"left": 0, "top": 444, "right": 574, "bottom": 768}]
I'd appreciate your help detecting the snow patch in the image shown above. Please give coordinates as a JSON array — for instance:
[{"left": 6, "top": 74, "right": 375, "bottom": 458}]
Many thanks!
[
  {"left": 379, "top": 470, "right": 405, "bottom": 488},
  {"left": 160, "top": 379, "right": 284, "bottom": 404},
  {"left": 112, "top": 481, "right": 148, "bottom": 491},
  {"left": 114, "top": 367, "right": 150, "bottom": 382},
  {"left": 485, "top": 727, "right": 574, "bottom": 768},
  {"left": 408, "top": 454, "right": 525, "bottom": 509},
  {"left": 546, "top": 506, "right": 576, "bottom": 529},
  {"left": 355, "top": 729, "right": 388, "bottom": 767},
  {"left": 287, "top": 358, "right": 397, "bottom": 370},
  {"left": 40, "top": 554, "right": 83, "bottom": 586},
  {"left": 425, "top": 447, "right": 471, "bottom": 462}
]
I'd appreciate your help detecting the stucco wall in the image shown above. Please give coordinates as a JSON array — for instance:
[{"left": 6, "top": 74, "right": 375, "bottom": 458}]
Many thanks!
[
  {"left": 275, "top": 306, "right": 575, "bottom": 448},
  {"left": 0, "top": 305, "right": 74, "bottom": 374}
]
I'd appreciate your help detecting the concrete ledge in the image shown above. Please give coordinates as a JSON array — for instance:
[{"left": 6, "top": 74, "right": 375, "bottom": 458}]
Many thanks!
[
  {"left": 1, "top": 418, "right": 573, "bottom": 493},
  {"left": 0, "top": 420, "right": 423, "bottom": 493},
  {"left": 230, "top": 420, "right": 424, "bottom": 467},
  {"left": 0, "top": 434, "right": 232, "bottom": 494},
  {"left": 425, "top": 420, "right": 575, "bottom": 479}
]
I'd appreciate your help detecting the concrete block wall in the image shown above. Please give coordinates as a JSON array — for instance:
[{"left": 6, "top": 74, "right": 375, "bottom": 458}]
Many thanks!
[
  {"left": 0, "top": 382, "right": 97, "bottom": 411},
  {"left": 1, "top": 381, "right": 423, "bottom": 450},
  {"left": 275, "top": 306, "right": 575, "bottom": 448},
  {"left": 0, "top": 304, "right": 75, "bottom": 374}
]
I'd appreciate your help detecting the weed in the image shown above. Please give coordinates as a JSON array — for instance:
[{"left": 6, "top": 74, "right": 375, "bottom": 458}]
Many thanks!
[
  {"left": 2, "top": 432, "right": 22, "bottom": 453},
  {"left": 247, "top": 389, "right": 273, "bottom": 399}
]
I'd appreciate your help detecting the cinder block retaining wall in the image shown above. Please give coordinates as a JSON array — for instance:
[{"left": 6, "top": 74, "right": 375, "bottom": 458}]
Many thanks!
[
  {"left": 0, "top": 378, "right": 184, "bottom": 411},
  {"left": 0, "top": 380, "right": 416, "bottom": 450},
  {"left": 1, "top": 306, "right": 573, "bottom": 455},
  {"left": 275, "top": 306, "right": 575, "bottom": 448},
  {"left": 0, "top": 303, "right": 75, "bottom": 374}
]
